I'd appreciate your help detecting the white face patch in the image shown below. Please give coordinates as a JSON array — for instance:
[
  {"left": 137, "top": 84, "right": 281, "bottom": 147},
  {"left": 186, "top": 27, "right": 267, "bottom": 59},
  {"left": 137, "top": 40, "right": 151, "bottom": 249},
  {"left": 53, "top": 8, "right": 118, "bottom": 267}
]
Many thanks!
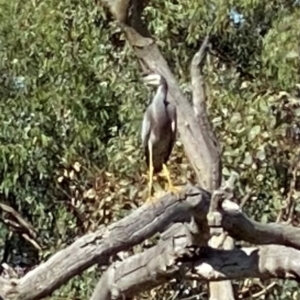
[{"left": 171, "top": 120, "right": 176, "bottom": 133}]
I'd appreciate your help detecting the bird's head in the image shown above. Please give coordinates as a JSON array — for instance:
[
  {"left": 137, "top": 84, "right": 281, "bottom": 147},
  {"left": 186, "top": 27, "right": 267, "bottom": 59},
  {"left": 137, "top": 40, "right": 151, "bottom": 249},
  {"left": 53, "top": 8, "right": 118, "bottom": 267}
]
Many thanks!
[{"left": 141, "top": 72, "right": 165, "bottom": 87}]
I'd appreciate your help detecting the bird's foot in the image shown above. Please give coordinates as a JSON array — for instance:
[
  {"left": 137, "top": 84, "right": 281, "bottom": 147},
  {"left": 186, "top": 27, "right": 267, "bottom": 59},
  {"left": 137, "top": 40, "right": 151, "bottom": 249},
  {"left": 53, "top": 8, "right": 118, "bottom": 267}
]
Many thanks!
[{"left": 166, "top": 184, "right": 181, "bottom": 195}]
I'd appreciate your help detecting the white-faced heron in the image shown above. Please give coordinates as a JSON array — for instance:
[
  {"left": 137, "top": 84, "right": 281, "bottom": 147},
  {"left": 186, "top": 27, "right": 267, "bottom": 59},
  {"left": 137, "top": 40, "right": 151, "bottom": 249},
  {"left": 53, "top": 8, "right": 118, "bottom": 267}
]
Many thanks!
[{"left": 141, "top": 72, "right": 179, "bottom": 201}]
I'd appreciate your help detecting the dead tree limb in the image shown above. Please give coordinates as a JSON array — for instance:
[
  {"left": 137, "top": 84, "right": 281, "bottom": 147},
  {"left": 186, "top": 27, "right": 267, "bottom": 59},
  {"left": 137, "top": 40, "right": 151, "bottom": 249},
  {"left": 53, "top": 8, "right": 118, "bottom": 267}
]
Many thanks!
[
  {"left": 98, "top": 1, "right": 225, "bottom": 298},
  {"left": 2, "top": 187, "right": 300, "bottom": 300},
  {"left": 99, "top": 2, "right": 227, "bottom": 299},
  {"left": 190, "top": 35, "right": 222, "bottom": 191},
  {"left": 91, "top": 229, "right": 300, "bottom": 300},
  {"left": 91, "top": 223, "right": 198, "bottom": 300},
  {"left": 100, "top": 0, "right": 221, "bottom": 190},
  {"left": 98, "top": 1, "right": 227, "bottom": 298},
  {"left": 190, "top": 29, "right": 232, "bottom": 300},
  {"left": 207, "top": 176, "right": 237, "bottom": 300},
  {"left": 0, "top": 202, "right": 41, "bottom": 251}
]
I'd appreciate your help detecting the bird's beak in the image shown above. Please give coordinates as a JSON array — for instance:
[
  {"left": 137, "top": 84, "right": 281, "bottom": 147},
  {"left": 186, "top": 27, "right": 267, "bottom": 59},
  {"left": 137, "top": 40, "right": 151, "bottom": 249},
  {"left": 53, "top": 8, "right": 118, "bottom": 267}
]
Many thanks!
[{"left": 141, "top": 74, "right": 161, "bottom": 86}]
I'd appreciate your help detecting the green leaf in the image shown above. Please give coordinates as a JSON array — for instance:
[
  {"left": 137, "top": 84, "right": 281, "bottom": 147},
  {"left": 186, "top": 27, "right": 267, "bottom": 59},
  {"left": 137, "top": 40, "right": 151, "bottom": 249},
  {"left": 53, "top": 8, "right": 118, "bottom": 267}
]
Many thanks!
[
  {"left": 249, "top": 125, "right": 261, "bottom": 141},
  {"left": 285, "top": 50, "right": 299, "bottom": 59}
]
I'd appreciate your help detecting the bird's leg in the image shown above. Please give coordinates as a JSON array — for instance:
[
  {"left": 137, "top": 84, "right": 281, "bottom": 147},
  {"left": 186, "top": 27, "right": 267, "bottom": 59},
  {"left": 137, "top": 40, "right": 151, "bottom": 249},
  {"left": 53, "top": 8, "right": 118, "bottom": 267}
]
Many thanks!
[
  {"left": 146, "top": 141, "right": 156, "bottom": 202},
  {"left": 162, "top": 164, "right": 180, "bottom": 194}
]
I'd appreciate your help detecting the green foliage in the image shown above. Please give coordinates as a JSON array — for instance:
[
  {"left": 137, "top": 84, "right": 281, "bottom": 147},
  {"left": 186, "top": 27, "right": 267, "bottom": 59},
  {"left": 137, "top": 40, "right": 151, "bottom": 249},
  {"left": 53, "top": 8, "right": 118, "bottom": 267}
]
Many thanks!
[
  {"left": 262, "top": 10, "right": 300, "bottom": 89},
  {"left": 0, "top": 0, "right": 299, "bottom": 299},
  {"left": 0, "top": 0, "right": 148, "bottom": 277}
]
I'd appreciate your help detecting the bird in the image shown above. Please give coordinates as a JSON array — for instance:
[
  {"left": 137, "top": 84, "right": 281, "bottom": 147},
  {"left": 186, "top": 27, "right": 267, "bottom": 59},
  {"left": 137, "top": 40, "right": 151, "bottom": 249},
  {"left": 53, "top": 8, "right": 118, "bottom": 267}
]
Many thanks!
[{"left": 141, "top": 72, "right": 179, "bottom": 201}]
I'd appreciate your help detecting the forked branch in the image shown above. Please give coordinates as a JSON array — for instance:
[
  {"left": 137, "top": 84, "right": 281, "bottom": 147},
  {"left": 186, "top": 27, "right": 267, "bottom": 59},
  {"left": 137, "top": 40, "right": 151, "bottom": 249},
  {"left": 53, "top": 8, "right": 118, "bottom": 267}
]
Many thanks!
[
  {"left": 0, "top": 1, "right": 297, "bottom": 300},
  {"left": 99, "top": 0, "right": 221, "bottom": 188},
  {"left": 1, "top": 186, "right": 300, "bottom": 299},
  {"left": 1, "top": 187, "right": 300, "bottom": 299},
  {"left": 91, "top": 232, "right": 300, "bottom": 300}
]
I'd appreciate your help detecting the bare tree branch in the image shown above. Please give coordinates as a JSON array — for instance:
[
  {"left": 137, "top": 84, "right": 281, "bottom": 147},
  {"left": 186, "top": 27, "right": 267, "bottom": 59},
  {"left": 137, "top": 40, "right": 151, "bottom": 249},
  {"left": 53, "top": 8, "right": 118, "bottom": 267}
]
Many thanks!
[
  {"left": 206, "top": 174, "right": 237, "bottom": 300},
  {"left": 99, "top": 0, "right": 220, "bottom": 189},
  {"left": 208, "top": 235, "right": 235, "bottom": 300},
  {"left": 1, "top": 187, "right": 300, "bottom": 299},
  {"left": 191, "top": 35, "right": 209, "bottom": 118},
  {"left": 91, "top": 227, "right": 300, "bottom": 300},
  {"left": 0, "top": 202, "right": 41, "bottom": 251},
  {"left": 96, "top": 3, "right": 224, "bottom": 298},
  {"left": 190, "top": 35, "right": 222, "bottom": 191},
  {"left": 0, "top": 187, "right": 205, "bottom": 300},
  {"left": 91, "top": 222, "right": 198, "bottom": 300}
]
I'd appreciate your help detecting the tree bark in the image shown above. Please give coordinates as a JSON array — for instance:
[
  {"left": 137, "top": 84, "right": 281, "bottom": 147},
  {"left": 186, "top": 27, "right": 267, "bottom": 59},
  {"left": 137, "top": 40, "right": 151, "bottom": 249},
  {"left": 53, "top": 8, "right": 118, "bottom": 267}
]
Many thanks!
[
  {"left": 98, "top": 1, "right": 229, "bottom": 298},
  {"left": 91, "top": 239, "right": 300, "bottom": 300},
  {"left": 2, "top": 187, "right": 300, "bottom": 299},
  {"left": 100, "top": 0, "right": 221, "bottom": 189}
]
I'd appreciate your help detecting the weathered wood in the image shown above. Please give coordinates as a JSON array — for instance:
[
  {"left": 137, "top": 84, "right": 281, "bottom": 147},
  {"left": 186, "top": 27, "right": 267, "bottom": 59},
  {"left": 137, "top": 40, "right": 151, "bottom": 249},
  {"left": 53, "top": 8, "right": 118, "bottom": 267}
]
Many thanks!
[
  {"left": 97, "top": 1, "right": 226, "bottom": 298},
  {"left": 91, "top": 223, "right": 197, "bottom": 300},
  {"left": 91, "top": 225, "right": 300, "bottom": 300},
  {"left": 100, "top": 0, "right": 221, "bottom": 189},
  {"left": 2, "top": 187, "right": 300, "bottom": 299},
  {"left": 190, "top": 23, "right": 230, "bottom": 300},
  {"left": 206, "top": 178, "right": 236, "bottom": 300},
  {"left": 190, "top": 35, "right": 222, "bottom": 191},
  {"left": 208, "top": 235, "right": 235, "bottom": 300}
]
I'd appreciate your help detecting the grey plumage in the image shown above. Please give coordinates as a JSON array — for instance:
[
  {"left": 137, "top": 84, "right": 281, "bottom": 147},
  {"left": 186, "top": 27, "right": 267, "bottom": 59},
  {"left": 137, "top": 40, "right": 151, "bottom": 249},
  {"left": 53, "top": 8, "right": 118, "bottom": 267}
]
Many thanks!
[{"left": 141, "top": 73, "right": 177, "bottom": 173}]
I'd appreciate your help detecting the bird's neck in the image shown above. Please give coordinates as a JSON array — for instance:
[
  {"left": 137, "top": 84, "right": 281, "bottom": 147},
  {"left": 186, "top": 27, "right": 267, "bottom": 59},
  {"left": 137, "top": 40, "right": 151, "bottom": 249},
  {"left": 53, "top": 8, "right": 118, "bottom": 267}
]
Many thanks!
[
  {"left": 157, "top": 82, "right": 168, "bottom": 102},
  {"left": 153, "top": 85, "right": 167, "bottom": 107},
  {"left": 152, "top": 83, "right": 168, "bottom": 124}
]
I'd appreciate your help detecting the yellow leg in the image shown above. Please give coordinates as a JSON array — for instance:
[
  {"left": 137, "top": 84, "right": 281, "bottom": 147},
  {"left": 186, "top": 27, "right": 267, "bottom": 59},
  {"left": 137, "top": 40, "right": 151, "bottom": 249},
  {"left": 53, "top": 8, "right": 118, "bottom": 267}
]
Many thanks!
[
  {"left": 162, "top": 164, "right": 180, "bottom": 194},
  {"left": 146, "top": 142, "right": 155, "bottom": 202}
]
